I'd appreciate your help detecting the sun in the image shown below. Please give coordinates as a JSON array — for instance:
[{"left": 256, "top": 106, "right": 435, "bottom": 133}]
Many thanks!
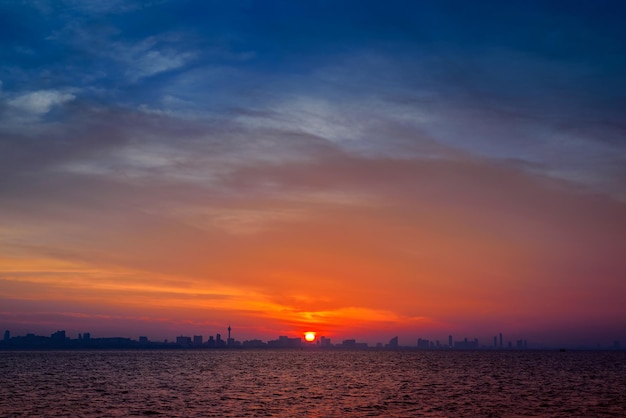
[{"left": 304, "top": 332, "right": 316, "bottom": 342}]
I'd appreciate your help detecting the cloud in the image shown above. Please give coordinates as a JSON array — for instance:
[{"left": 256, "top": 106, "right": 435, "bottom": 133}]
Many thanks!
[
  {"left": 127, "top": 48, "right": 194, "bottom": 81},
  {"left": 94, "top": 34, "right": 198, "bottom": 83},
  {"left": 7, "top": 90, "right": 76, "bottom": 115}
]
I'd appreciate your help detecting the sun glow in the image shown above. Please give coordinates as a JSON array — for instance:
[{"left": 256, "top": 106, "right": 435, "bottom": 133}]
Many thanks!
[{"left": 304, "top": 332, "right": 316, "bottom": 342}]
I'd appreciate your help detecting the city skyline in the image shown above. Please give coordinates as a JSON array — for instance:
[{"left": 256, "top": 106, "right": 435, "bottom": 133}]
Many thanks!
[
  {"left": 2, "top": 324, "right": 622, "bottom": 351},
  {"left": 0, "top": 326, "right": 541, "bottom": 350},
  {"left": 1, "top": 1, "right": 626, "bottom": 348}
]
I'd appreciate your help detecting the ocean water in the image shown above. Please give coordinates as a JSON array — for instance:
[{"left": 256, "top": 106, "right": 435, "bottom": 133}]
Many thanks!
[{"left": 1, "top": 350, "right": 625, "bottom": 417}]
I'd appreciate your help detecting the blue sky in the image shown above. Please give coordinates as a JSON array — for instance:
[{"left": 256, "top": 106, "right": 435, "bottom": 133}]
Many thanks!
[
  {"left": 1, "top": 0, "right": 625, "bottom": 196},
  {"left": 1, "top": 1, "right": 626, "bottom": 344}
]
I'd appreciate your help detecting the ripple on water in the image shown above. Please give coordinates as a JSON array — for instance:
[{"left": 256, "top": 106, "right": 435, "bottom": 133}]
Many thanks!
[{"left": 1, "top": 350, "right": 625, "bottom": 416}]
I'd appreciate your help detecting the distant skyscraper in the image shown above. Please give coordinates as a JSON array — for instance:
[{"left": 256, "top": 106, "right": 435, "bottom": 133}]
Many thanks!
[
  {"left": 3, "top": 330, "right": 9, "bottom": 341},
  {"left": 342, "top": 339, "right": 356, "bottom": 347},
  {"left": 227, "top": 325, "right": 234, "bottom": 346},
  {"left": 387, "top": 336, "right": 398, "bottom": 348},
  {"left": 417, "top": 338, "right": 429, "bottom": 349},
  {"left": 51, "top": 330, "right": 66, "bottom": 342},
  {"left": 448, "top": 335, "right": 453, "bottom": 348},
  {"left": 193, "top": 335, "right": 203, "bottom": 346},
  {"left": 176, "top": 336, "right": 192, "bottom": 346},
  {"left": 499, "top": 333, "right": 503, "bottom": 348}
]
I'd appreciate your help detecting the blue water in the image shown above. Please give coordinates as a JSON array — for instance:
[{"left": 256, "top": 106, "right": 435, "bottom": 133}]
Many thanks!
[{"left": 1, "top": 350, "right": 624, "bottom": 416}]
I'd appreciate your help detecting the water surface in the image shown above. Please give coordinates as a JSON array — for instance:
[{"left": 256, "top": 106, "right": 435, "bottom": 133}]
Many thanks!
[{"left": 1, "top": 350, "right": 624, "bottom": 416}]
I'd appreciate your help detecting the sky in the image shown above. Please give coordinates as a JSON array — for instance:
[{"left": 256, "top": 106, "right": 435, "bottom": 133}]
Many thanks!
[{"left": 1, "top": 0, "right": 625, "bottom": 348}]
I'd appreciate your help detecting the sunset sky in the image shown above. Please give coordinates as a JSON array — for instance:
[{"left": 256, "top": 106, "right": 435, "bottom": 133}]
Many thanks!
[{"left": 1, "top": 0, "right": 625, "bottom": 347}]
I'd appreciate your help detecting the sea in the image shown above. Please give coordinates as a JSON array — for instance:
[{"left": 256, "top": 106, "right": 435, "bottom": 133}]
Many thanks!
[{"left": 1, "top": 350, "right": 625, "bottom": 417}]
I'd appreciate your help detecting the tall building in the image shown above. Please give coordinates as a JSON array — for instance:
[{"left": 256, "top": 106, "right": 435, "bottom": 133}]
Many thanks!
[
  {"left": 3, "top": 330, "right": 9, "bottom": 341},
  {"left": 417, "top": 338, "right": 430, "bottom": 349},
  {"left": 176, "top": 336, "right": 192, "bottom": 346},
  {"left": 448, "top": 335, "right": 453, "bottom": 348},
  {"left": 227, "top": 325, "right": 234, "bottom": 346},
  {"left": 51, "top": 330, "right": 66, "bottom": 342},
  {"left": 320, "top": 336, "right": 331, "bottom": 347},
  {"left": 342, "top": 339, "right": 356, "bottom": 347},
  {"left": 193, "top": 335, "right": 203, "bottom": 346},
  {"left": 499, "top": 333, "right": 503, "bottom": 348},
  {"left": 387, "top": 336, "right": 398, "bottom": 348}
]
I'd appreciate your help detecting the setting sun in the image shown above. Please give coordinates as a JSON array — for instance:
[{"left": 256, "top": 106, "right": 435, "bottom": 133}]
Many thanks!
[{"left": 304, "top": 332, "right": 316, "bottom": 342}]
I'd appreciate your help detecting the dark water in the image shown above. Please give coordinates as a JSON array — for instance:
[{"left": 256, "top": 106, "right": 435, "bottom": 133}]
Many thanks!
[{"left": 1, "top": 350, "right": 625, "bottom": 417}]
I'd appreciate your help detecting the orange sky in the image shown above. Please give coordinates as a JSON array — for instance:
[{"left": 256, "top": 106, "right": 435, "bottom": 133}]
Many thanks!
[
  {"left": 2, "top": 1, "right": 626, "bottom": 348},
  {"left": 2, "top": 155, "right": 625, "bottom": 346}
]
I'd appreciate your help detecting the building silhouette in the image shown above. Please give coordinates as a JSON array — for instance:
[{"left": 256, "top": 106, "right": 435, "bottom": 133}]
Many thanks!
[
  {"left": 51, "top": 330, "right": 66, "bottom": 343},
  {"left": 386, "top": 336, "right": 398, "bottom": 348},
  {"left": 268, "top": 336, "right": 302, "bottom": 348},
  {"left": 417, "top": 338, "right": 430, "bottom": 349},
  {"left": 227, "top": 326, "right": 234, "bottom": 346},
  {"left": 342, "top": 339, "right": 356, "bottom": 347},
  {"left": 242, "top": 339, "right": 265, "bottom": 348},
  {"left": 176, "top": 336, "right": 192, "bottom": 346},
  {"left": 454, "top": 338, "right": 479, "bottom": 349}
]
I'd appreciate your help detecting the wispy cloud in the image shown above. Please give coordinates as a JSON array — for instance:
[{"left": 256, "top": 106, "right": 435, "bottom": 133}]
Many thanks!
[
  {"left": 7, "top": 89, "right": 76, "bottom": 115},
  {"left": 113, "top": 36, "right": 196, "bottom": 81}
]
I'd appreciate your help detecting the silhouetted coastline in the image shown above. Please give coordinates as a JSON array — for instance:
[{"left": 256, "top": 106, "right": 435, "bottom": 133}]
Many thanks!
[{"left": 1, "top": 328, "right": 621, "bottom": 351}]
